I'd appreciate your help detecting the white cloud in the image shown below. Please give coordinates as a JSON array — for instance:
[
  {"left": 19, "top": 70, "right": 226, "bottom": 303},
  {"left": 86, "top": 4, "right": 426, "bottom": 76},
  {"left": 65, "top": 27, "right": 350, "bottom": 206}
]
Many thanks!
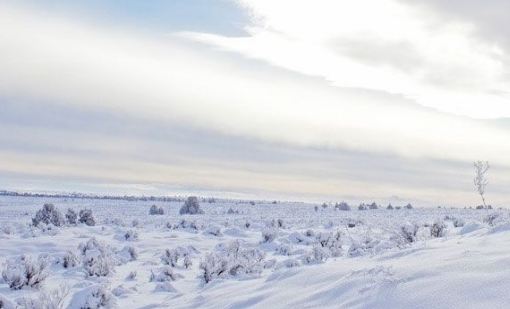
[
  {"left": 190, "top": 0, "right": 510, "bottom": 118},
  {"left": 2, "top": 2, "right": 510, "bottom": 205}
]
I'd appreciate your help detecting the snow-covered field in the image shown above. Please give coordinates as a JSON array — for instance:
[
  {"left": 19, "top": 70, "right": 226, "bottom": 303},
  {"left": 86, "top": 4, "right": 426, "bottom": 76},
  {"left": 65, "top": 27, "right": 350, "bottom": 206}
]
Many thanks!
[{"left": 1, "top": 196, "right": 510, "bottom": 308}]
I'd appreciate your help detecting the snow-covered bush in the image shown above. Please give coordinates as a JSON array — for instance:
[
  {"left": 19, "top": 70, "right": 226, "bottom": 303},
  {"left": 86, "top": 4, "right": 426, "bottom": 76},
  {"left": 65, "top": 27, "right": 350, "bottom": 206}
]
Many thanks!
[
  {"left": 204, "top": 225, "right": 223, "bottom": 236},
  {"left": 122, "top": 230, "right": 138, "bottom": 241},
  {"left": 315, "top": 231, "right": 343, "bottom": 257},
  {"left": 387, "top": 204, "right": 394, "bottom": 210},
  {"left": 32, "top": 203, "right": 65, "bottom": 227},
  {"left": 65, "top": 208, "right": 77, "bottom": 225},
  {"left": 79, "top": 209, "right": 96, "bottom": 226},
  {"left": 303, "top": 246, "right": 330, "bottom": 264},
  {"left": 149, "top": 205, "right": 164, "bottom": 215},
  {"left": 227, "top": 208, "right": 239, "bottom": 214},
  {"left": 69, "top": 285, "right": 116, "bottom": 309},
  {"left": 261, "top": 228, "right": 278, "bottom": 243},
  {"left": 399, "top": 222, "right": 419, "bottom": 243},
  {"left": 0, "top": 294, "right": 15, "bottom": 309},
  {"left": 161, "top": 246, "right": 197, "bottom": 268},
  {"left": 2, "top": 255, "right": 49, "bottom": 290},
  {"left": 199, "top": 241, "right": 265, "bottom": 283},
  {"left": 348, "top": 236, "right": 379, "bottom": 257},
  {"left": 335, "top": 202, "right": 351, "bottom": 211},
  {"left": 275, "top": 243, "right": 292, "bottom": 256},
  {"left": 179, "top": 196, "right": 204, "bottom": 215},
  {"left": 149, "top": 267, "right": 182, "bottom": 282},
  {"left": 170, "top": 219, "right": 200, "bottom": 231},
  {"left": 358, "top": 204, "right": 367, "bottom": 211},
  {"left": 117, "top": 246, "right": 138, "bottom": 263},
  {"left": 453, "top": 217, "right": 465, "bottom": 227},
  {"left": 369, "top": 202, "right": 378, "bottom": 210},
  {"left": 78, "top": 238, "right": 115, "bottom": 277},
  {"left": 62, "top": 250, "right": 79, "bottom": 268},
  {"left": 484, "top": 213, "right": 500, "bottom": 226},
  {"left": 430, "top": 220, "right": 447, "bottom": 238},
  {"left": 405, "top": 203, "right": 413, "bottom": 209}
]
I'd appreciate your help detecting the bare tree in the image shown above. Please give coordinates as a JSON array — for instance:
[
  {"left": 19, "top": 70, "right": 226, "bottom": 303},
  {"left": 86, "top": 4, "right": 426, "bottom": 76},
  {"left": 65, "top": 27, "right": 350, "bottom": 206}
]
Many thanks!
[{"left": 473, "top": 161, "right": 489, "bottom": 208}]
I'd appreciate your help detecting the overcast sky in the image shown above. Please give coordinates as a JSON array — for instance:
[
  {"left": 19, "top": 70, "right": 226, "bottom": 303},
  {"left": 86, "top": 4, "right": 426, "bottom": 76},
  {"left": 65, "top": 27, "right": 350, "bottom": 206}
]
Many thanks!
[{"left": 1, "top": 0, "right": 510, "bottom": 206}]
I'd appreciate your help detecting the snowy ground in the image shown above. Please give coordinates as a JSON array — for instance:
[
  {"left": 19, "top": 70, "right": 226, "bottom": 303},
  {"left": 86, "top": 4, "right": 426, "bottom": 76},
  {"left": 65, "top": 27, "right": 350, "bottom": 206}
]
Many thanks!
[{"left": 0, "top": 196, "right": 509, "bottom": 308}]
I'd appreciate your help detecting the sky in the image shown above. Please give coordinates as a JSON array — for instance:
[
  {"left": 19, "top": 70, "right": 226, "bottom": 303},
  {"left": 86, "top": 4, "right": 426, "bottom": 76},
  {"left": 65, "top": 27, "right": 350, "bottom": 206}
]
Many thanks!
[{"left": 1, "top": 0, "right": 510, "bottom": 206}]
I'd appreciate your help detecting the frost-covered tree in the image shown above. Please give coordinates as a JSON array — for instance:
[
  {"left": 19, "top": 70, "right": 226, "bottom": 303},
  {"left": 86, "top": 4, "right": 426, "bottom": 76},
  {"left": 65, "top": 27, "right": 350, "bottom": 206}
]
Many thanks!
[
  {"left": 179, "top": 196, "right": 204, "bottom": 215},
  {"left": 473, "top": 160, "right": 489, "bottom": 208},
  {"left": 65, "top": 208, "right": 77, "bottom": 225},
  {"left": 79, "top": 209, "right": 96, "bottom": 226},
  {"left": 149, "top": 205, "right": 164, "bottom": 215},
  {"left": 32, "top": 203, "right": 65, "bottom": 227}
]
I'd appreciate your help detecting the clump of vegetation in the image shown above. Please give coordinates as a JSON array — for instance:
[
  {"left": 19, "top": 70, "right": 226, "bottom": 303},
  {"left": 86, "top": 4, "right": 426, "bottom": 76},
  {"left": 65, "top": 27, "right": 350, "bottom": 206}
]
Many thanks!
[
  {"left": 179, "top": 196, "right": 204, "bottom": 215},
  {"left": 2, "top": 255, "right": 49, "bottom": 290},
  {"left": 149, "top": 205, "right": 164, "bottom": 215},
  {"left": 79, "top": 209, "right": 96, "bottom": 226},
  {"left": 32, "top": 203, "right": 65, "bottom": 227}
]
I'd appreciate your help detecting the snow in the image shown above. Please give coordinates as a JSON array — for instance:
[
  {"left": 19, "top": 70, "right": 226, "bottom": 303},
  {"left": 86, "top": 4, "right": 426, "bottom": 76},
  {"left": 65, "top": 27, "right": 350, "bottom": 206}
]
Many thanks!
[{"left": 0, "top": 196, "right": 509, "bottom": 308}]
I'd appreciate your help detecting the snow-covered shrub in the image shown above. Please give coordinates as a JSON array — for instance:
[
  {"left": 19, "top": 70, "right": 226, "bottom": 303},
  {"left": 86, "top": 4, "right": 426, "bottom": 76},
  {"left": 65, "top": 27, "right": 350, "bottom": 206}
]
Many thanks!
[
  {"left": 358, "top": 204, "right": 367, "bottom": 210},
  {"left": 321, "top": 203, "right": 328, "bottom": 209},
  {"left": 32, "top": 203, "right": 65, "bottom": 227},
  {"left": 405, "top": 203, "right": 413, "bottom": 209},
  {"left": 314, "top": 205, "right": 319, "bottom": 212},
  {"left": 126, "top": 271, "right": 137, "bottom": 281},
  {"left": 369, "top": 202, "right": 378, "bottom": 209},
  {"left": 261, "top": 228, "right": 278, "bottom": 243},
  {"left": 62, "top": 250, "right": 79, "bottom": 268},
  {"left": 149, "top": 267, "right": 182, "bottom": 282},
  {"left": 117, "top": 246, "right": 138, "bottom": 264},
  {"left": 204, "top": 225, "right": 222, "bottom": 236},
  {"left": 387, "top": 204, "right": 394, "bottom": 210},
  {"left": 336, "top": 202, "right": 351, "bottom": 211},
  {"left": 65, "top": 208, "right": 77, "bottom": 225},
  {"left": 170, "top": 219, "right": 200, "bottom": 231},
  {"left": 149, "top": 205, "right": 164, "bottom": 215},
  {"left": 122, "top": 230, "right": 138, "bottom": 241},
  {"left": 179, "top": 196, "right": 204, "bottom": 215},
  {"left": 199, "top": 241, "right": 265, "bottom": 283},
  {"left": 2, "top": 255, "right": 49, "bottom": 290},
  {"left": 31, "top": 284, "right": 70, "bottom": 309},
  {"left": 275, "top": 244, "right": 292, "bottom": 256},
  {"left": 161, "top": 246, "right": 197, "bottom": 268},
  {"left": 78, "top": 238, "right": 115, "bottom": 277},
  {"left": 399, "top": 223, "right": 419, "bottom": 243},
  {"left": 0, "top": 294, "right": 15, "bottom": 309},
  {"left": 484, "top": 213, "right": 500, "bottom": 226},
  {"left": 315, "top": 231, "right": 343, "bottom": 257},
  {"left": 276, "top": 258, "right": 301, "bottom": 269},
  {"left": 69, "top": 285, "right": 116, "bottom": 309},
  {"left": 453, "top": 217, "right": 465, "bottom": 227},
  {"left": 79, "top": 209, "right": 96, "bottom": 226},
  {"left": 227, "top": 208, "right": 239, "bottom": 214},
  {"left": 430, "top": 220, "right": 447, "bottom": 238},
  {"left": 303, "top": 246, "right": 330, "bottom": 264},
  {"left": 475, "top": 205, "right": 485, "bottom": 210}
]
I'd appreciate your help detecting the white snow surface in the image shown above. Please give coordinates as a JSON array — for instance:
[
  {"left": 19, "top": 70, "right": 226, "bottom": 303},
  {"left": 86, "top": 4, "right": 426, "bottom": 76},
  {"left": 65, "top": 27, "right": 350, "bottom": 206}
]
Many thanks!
[{"left": 0, "top": 196, "right": 509, "bottom": 308}]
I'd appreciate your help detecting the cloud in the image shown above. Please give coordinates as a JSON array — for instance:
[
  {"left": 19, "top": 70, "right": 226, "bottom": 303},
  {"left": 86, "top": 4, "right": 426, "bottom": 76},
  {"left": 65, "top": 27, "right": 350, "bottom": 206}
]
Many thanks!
[
  {"left": 1, "top": 2, "right": 510, "bottom": 205},
  {"left": 189, "top": 0, "right": 510, "bottom": 118}
]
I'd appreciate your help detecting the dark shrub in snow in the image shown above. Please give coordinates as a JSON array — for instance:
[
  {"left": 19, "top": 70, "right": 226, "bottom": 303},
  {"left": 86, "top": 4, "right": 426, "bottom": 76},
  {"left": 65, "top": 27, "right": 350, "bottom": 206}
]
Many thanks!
[
  {"left": 79, "top": 209, "right": 96, "bottom": 226},
  {"left": 179, "top": 196, "right": 204, "bottom": 215},
  {"left": 314, "top": 206, "right": 319, "bottom": 212},
  {"left": 149, "top": 205, "right": 164, "bottom": 215},
  {"left": 65, "top": 208, "right": 77, "bottom": 225},
  {"left": 369, "top": 202, "right": 378, "bottom": 209},
  {"left": 405, "top": 203, "right": 413, "bottom": 209},
  {"left": 123, "top": 230, "right": 139, "bottom": 241},
  {"left": 261, "top": 229, "right": 278, "bottom": 243},
  {"left": 387, "top": 204, "right": 394, "bottom": 210},
  {"left": 336, "top": 202, "right": 351, "bottom": 211},
  {"left": 430, "top": 220, "right": 447, "bottom": 238},
  {"left": 475, "top": 205, "right": 485, "bottom": 210},
  {"left": 453, "top": 217, "right": 465, "bottom": 227},
  {"left": 2, "top": 255, "right": 48, "bottom": 290},
  {"left": 358, "top": 204, "right": 367, "bottom": 211},
  {"left": 321, "top": 203, "right": 328, "bottom": 209},
  {"left": 199, "top": 241, "right": 265, "bottom": 283},
  {"left": 32, "top": 203, "right": 65, "bottom": 227},
  {"left": 227, "top": 208, "right": 239, "bottom": 214}
]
